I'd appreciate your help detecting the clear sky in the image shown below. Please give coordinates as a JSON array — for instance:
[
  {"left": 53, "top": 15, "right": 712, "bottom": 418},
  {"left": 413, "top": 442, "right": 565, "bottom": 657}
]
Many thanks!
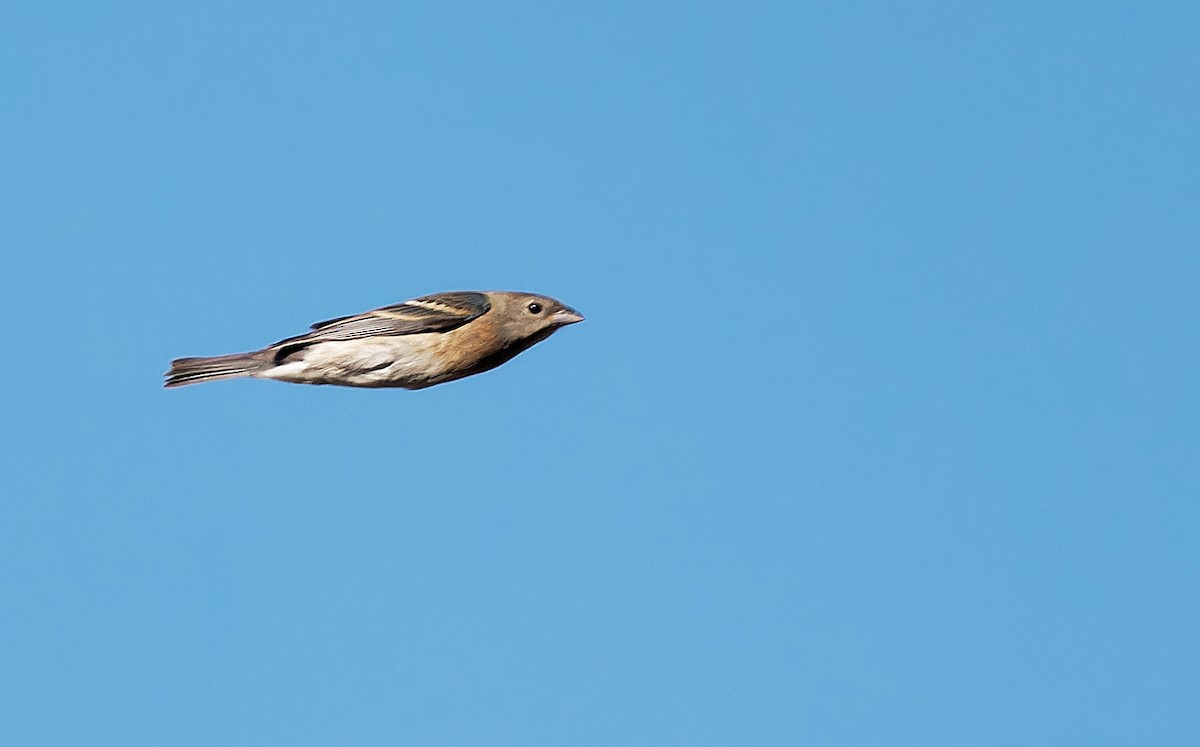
[{"left": 2, "top": 1, "right": 1197, "bottom": 744}]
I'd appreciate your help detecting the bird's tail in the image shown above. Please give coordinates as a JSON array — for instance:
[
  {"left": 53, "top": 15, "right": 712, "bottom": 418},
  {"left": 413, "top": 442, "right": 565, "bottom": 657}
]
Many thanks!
[{"left": 164, "top": 351, "right": 272, "bottom": 388}]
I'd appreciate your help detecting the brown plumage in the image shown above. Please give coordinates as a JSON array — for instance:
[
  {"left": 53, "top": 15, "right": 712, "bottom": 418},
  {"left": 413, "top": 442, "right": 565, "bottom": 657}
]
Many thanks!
[{"left": 164, "top": 290, "right": 584, "bottom": 389}]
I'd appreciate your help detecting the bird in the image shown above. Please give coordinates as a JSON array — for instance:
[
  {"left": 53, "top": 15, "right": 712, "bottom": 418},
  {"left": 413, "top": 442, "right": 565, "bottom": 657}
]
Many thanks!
[{"left": 164, "top": 290, "right": 584, "bottom": 389}]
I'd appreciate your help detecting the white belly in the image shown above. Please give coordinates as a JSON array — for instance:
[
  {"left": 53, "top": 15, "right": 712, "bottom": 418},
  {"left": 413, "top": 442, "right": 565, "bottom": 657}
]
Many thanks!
[{"left": 257, "top": 336, "right": 452, "bottom": 388}]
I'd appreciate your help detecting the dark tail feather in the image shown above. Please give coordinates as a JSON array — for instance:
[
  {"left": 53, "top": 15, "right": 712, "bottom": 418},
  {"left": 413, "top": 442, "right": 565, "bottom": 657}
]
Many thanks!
[{"left": 164, "top": 351, "right": 271, "bottom": 388}]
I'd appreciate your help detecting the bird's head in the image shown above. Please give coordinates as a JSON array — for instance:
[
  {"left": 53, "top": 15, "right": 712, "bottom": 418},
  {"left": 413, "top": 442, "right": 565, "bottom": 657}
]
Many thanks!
[{"left": 489, "top": 291, "right": 585, "bottom": 345}]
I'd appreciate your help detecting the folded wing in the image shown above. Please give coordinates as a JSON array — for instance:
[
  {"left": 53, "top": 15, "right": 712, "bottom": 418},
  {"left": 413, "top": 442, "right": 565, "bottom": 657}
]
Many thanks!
[{"left": 270, "top": 291, "right": 491, "bottom": 355}]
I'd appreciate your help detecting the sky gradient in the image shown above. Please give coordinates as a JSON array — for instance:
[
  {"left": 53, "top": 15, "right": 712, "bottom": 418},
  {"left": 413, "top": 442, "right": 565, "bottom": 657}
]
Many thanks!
[{"left": 2, "top": 1, "right": 1198, "bottom": 744}]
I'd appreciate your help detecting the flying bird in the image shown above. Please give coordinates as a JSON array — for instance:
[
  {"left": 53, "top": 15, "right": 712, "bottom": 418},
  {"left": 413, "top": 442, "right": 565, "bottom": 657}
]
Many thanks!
[{"left": 165, "top": 290, "right": 584, "bottom": 389}]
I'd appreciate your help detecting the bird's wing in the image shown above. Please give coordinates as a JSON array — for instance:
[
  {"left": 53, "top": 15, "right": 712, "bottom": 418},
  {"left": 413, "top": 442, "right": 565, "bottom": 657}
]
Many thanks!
[{"left": 270, "top": 292, "right": 491, "bottom": 351}]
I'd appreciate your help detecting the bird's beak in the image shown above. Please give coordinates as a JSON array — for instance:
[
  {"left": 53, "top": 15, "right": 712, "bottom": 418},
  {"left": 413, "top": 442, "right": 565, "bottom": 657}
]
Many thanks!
[{"left": 552, "top": 307, "right": 585, "bottom": 326}]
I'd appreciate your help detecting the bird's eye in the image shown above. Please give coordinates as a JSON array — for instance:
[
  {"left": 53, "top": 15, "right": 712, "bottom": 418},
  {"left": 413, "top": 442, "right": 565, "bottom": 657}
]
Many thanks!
[{"left": 527, "top": 302, "right": 543, "bottom": 314}]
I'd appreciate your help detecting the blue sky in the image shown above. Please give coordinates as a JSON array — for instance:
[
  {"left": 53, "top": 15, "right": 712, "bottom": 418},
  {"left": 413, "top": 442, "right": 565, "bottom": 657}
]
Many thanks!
[{"left": 2, "top": 1, "right": 1197, "bottom": 744}]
